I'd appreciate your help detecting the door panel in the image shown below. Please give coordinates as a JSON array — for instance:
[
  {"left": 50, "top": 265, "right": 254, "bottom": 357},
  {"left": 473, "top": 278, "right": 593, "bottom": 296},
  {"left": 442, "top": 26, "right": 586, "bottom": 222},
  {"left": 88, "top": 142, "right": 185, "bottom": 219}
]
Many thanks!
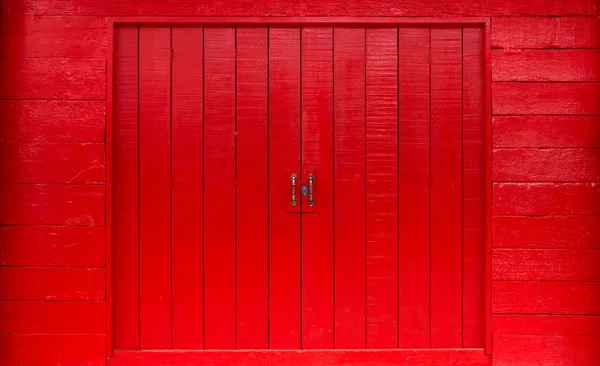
[
  {"left": 203, "top": 25, "right": 236, "bottom": 350},
  {"left": 138, "top": 25, "right": 172, "bottom": 349},
  {"left": 113, "top": 23, "right": 487, "bottom": 352},
  {"left": 171, "top": 25, "right": 204, "bottom": 349},
  {"left": 301, "top": 25, "right": 334, "bottom": 350},
  {"left": 236, "top": 25, "right": 270, "bottom": 350},
  {"left": 268, "top": 25, "right": 302, "bottom": 349},
  {"left": 365, "top": 25, "right": 399, "bottom": 349},
  {"left": 332, "top": 25, "right": 367, "bottom": 349}
]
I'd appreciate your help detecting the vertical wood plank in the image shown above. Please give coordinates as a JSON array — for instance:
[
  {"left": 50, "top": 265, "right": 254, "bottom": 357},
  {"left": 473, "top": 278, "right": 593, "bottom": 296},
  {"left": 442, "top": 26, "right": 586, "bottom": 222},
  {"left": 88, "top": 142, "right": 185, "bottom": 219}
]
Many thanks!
[
  {"left": 301, "top": 25, "right": 334, "bottom": 349},
  {"left": 138, "top": 25, "right": 172, "bottom": 349},
  {"left": 236, "top": 25, "right": 269, "bottom": 349},
  {"left": 462, "top": 25, "right": 485, "bottom": 348},
  {"left": 365, "top": 25, "right": 399, "bottom": 349},
  {"left": 430, "top": 26, "right": 463, "bottom": 348},
  {"left": 113, "top": 24, "right": 139, "bottom": 350},
  {"left": 333, "top": 25, "right": 366, "bottom": 349},
  {"left": 269, "top": 25, "right": 302, "bottom": 349},
  {"left": 398, "top": 26, "right": 431, "bottom": 348},
  {"left": 203, "top": 25, "right": 236, "bottom": 350},
  {"left": 171, "top": 26, "right": 203, "bottom": 349}
]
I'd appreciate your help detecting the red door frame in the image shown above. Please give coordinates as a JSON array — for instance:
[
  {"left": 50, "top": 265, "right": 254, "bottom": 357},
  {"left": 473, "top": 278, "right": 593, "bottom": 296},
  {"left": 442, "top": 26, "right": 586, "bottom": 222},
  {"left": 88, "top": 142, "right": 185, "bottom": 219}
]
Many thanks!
[{"left": 105, "top": 16, "right": 493, "bottom": 359}]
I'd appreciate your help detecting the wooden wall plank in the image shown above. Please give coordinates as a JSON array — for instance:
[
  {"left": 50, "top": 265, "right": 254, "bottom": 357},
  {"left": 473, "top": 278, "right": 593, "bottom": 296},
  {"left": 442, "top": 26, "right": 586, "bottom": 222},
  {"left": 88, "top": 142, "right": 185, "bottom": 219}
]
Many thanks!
[
  {"left": 0, "top": 184, "right": 104, "bottom": 225},
  {"left": 268, "top": 25, "right": 302, "bottom": 350},
  {"left": 236, "top": 24, "right": 269, "bottom": 350},
  {"left": 0, "top": 58, "right": 106, "bottom": 100},
  {"left": 0, "top": 301, "right": 105, "bottom": 334},
  {"left": 0, "top": 267, "right": 104, "bottom": 301},
  {"left": 492, "top": 17, "right": 600, "bottom": 49},
  {"left": 0, "top": 226, "right": 105, "bottom": 267},
  {"left": 462, "top": 25, "right": 486, "bottom": 348},
  {"left": 1, "top": 15, "right": 108, "bottom": 58},
  {"left": 492, "top": 282, "right": 600, "bottom": 314},
  {"left": 492, "top": 116, "right": 600, "bottom": 148},
  {"left": 365, "top": 25, "right": 398, "bottom": 349},
  {"left": 430, "top": 26, "right": 463, "bottom": 348},
  {"left": 333, "top": 25, "right": 366, "bottom": 349},
  {"left": 493, "top": 148, "right": 600, "bottom": 182},
  {"left": 492, "top": 83, "right": 600, "bottom": 115},
  {"left": 493, "top": 335, "right": 600, "bottom": 366},
  {"left": 492, "top": 249, "right": 600, "bottom": 281},
  {"left": 0, "top": 142, "right": 104, "bottom": 184},
  {"left": 138, "top": 25, "right": 171, "bottom": 349},
  {"left": 112, "top": 24, "right": 139, "bottom": 351},
  {"left": 398, "top": 26, "right": 431, "bottom": 349},
  {"left": 0, "top": 334, "right": 105, "bottom": 366},
  {"left": 170, "top": 25, "right": 204, "bottom": 350},
  {"left": 493, "top": 315, "right": 600, "bottom": 336},
  {"left": 493, "top": 183, "right": 600, "bottom": 215},
  {"left": 492, "top": 50, "right": 600, "bottom": 82},
  {"left": 0, "top": 100, "right": 105, "bottom": 142},
  {"left": 203, "top": 25, "right": 236, "bottom": 350},
  {"left": 5, "top": 0, "right": 596, "bottom": 16},
  {"left": 301, "top": 24, "right": 334, "bottom": 350},
  {"left": 492, "top": 216, "right": 600, "bottom": 249}
]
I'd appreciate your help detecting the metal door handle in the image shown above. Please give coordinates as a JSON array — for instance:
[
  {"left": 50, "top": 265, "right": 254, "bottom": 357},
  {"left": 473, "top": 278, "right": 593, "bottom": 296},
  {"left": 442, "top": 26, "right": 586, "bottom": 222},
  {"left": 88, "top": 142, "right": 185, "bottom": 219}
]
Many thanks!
[
  {"left": 290, "top": 174, "right": 298, "bottom": 206},
  {"left": 307, "top": 174, "right": 314, "bottom": 206}
]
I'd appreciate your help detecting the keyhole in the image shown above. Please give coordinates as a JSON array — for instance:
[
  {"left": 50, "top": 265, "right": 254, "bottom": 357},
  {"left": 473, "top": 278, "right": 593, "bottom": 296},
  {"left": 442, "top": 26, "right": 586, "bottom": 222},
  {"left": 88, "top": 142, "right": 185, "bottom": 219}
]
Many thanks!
[{"left": 302, "top": 186, "right": 308, "bottom": 196}]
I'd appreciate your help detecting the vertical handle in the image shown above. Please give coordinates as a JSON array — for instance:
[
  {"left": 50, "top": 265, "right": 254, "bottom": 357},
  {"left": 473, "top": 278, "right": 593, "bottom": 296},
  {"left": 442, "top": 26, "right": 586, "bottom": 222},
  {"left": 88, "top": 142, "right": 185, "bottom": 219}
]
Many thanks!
[
  {"left": 290, "top": 174, "right": 298, "bottom": 206},
  {"left": 307, "top": 174, "right": 314, "bottom": 206}
]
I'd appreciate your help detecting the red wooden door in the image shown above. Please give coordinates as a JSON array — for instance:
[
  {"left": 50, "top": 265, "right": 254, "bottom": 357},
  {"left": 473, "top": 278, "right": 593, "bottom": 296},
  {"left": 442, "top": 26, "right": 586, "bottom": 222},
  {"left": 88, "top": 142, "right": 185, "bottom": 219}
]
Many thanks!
[{"left": 113, "top": 23, "right": 486, "bottom": 351}]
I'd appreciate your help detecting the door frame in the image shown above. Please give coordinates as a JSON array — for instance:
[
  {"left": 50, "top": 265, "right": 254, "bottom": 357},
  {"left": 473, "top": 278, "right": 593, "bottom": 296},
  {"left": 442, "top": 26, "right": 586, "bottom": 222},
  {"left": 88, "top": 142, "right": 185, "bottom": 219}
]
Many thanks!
[{"left": 105, "top": 16, "right": 492, "bottom": 361}]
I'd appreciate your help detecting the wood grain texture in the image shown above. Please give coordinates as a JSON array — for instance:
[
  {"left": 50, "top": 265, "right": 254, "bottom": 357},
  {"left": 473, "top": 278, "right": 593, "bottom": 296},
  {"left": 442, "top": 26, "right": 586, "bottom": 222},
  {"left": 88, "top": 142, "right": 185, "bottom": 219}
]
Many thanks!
[
  {"left": 492, "top": 282, "right": 600, "bottom": 314},
  {"left": 492, "top": 17, "right": 600, "bottom": 49},
  {"left": 0, "top": 100, "right": 105, "bottom": 142},
  {"left": 1, "top": 15, "right": 108, "bottom": 58},
  {"left": 236, "top": 25, "right": 269, "bottom": 350},
  {"left": 0, "top": 184, "right": 104, "bottom": 225},
  {"left": 0, "top": 58, "right": 106, "bottom": 100},
  {"left": 0, "top": 142, "right": 104, "bottom": 184},
  {"left": 492, "top": 116, "right": 600, "bottom": 148},
  {"left": 462, "top": 25, "right": 486, "bottom": 349},
  {"left": 301, "top": 24, "right": 334, "bottom": 350},
  {"left": 107, "top": 349, "right": 490, "bottom": 365},
  {"left": 203, "top": 25, "right": 237, "bottom": 350},
  {"left": 5, "top": 0, "right": 596, "bottom": 16},
  {"left": 0, "top": 301, "right": 105, "bottom": 334},
  {"left": 493, "top": 315, "right": 600, "bottom": 336},
  {"left": 398, "top": 26, "right": 431, "bottom": 349},
  {"left": 492, "top": 50, "right": 600, "bottom": 82},
  {"left": 170, "top": 25, "right": 203, "bottom": 350},
  {"left": 365, "top": 25, "right": 398, "bottom": 349},
  {"left": 492, "top": 216, "right": 600, "bottom": 249},
  {"left": 430, "top": 26, "right": 463, "bottom": 348},
  {"left": 112, "top": 23, "right": 139, "bottom": 351},
  {"left": 0, "top": 334, "right": 105, "bottom": 366},
  {"left": 493, "top": 148, "right": 600, "bottom": 182},
  {"left": 138, "top": 25, "right": 171, "bottom": 349},
  {"left": 492, "top": 83, "right": 600, "bottom": 115},
  {"left": 493, "top": 183, "right": 600, "bottom": 215},
  {"left": 268, "top": 25, "right": 301, "bottom": 350},
  {"left": 492, "top": 249, "right": 600, "bottom": 281},
  {"left": 0, "top": 226, "right": 105, "bottom": 267},
  {"left": 333, "top": 25, "right": 366, "bottom": 349},
  {"left": 493, "top": 335, "right": 600, "bottom": 366},
  {"left": 0, "top": 267, "right": 104, "bottom": 301}
]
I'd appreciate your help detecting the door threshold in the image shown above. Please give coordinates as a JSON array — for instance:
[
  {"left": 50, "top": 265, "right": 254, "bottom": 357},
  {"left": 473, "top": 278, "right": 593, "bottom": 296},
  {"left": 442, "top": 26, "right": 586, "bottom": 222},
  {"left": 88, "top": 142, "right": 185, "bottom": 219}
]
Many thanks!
[{"left": 108, "top": 348, "right": 490, "bottom": 365}]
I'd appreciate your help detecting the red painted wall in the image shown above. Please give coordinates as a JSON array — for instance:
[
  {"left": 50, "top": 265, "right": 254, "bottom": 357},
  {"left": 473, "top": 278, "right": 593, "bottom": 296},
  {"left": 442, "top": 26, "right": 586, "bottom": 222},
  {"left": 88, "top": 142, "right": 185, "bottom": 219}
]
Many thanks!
[{"left": 0, "top": 1, "right": 599, "bottom": 365}]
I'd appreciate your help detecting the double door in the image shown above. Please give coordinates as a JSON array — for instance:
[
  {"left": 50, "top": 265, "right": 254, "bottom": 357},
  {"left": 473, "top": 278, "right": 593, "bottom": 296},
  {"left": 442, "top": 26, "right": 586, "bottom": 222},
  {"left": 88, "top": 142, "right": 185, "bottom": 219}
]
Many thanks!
[{"left": 113, "top": 23, "right": 486, "bottom": 351}]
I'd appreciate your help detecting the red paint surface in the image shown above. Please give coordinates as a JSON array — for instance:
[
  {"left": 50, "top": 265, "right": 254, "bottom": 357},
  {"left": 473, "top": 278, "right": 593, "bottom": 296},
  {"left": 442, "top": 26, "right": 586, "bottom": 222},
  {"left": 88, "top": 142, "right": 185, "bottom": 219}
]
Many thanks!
[{"left": 1, "top": 1, "right": 599, "bottom": 365}]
